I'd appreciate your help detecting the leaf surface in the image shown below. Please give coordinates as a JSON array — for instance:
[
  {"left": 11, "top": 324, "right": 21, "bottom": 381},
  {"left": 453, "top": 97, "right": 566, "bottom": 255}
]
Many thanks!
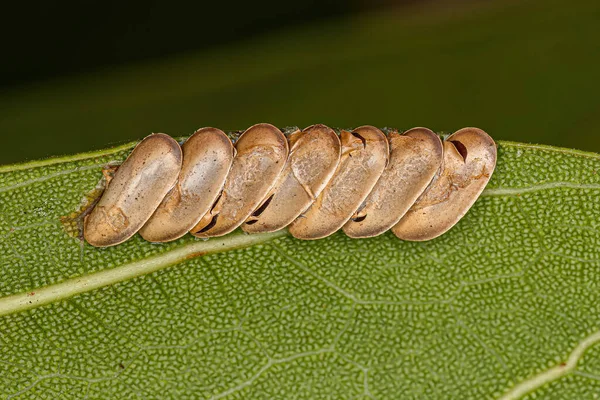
[{"left": 1, "top": 141, "right": 600, "bottom": 399}]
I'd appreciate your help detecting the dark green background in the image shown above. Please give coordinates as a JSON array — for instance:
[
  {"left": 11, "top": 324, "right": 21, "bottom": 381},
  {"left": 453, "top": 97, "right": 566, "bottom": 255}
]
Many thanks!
[{"left": 1, "top": 0, "right": 599, "bottom": 164}]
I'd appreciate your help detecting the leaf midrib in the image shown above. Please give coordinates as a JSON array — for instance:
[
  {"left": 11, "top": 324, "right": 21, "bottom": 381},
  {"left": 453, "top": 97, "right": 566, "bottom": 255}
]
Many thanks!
[{"left": 0, "top": 230, "right": 286, "bottom": 318}]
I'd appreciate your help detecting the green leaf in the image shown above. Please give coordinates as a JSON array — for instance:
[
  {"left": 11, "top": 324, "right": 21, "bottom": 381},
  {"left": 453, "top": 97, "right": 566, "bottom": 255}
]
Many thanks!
[{"left": 1, "top": 140, "right": 599, "bottom": 399}]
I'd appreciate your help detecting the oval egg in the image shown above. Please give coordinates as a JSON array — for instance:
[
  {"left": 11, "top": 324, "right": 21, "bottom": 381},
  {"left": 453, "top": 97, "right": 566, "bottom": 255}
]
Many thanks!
[
  {"left": 242, "top": 124, "right": 341, "bottom": 234},
  {"left": 343, "top": 127, "right": 443, "bottom": 238},
  {"left": 190, "top": 123, "right": 289, "bottom": 238},
  {"left": 139, "top": 127, "right": 234, "bottom": 242},
  {"left": 289, "top": 125, "right": 389, "bottom": 240},
  {"left": 392, "top": 127, "right": 497, "bottom": 241},
  {"left": 84, "top": 133, "right": 182, "bottom": 247}
]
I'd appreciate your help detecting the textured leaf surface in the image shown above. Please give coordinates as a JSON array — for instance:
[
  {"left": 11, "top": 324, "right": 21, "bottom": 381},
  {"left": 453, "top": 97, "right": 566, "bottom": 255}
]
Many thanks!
[{"left": 1, "top": 141, "right": 599, "bottom": 399}]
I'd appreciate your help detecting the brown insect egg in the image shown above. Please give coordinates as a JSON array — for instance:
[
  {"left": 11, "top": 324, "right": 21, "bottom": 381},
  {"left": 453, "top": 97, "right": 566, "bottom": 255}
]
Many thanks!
[
  {"left": 343, "top": 127, "right": 443, "bottom": 238},
  {"left": 242, "top": 124, "right": 341, "bottom": 234},
  {"left": 289, "top": 125, "right": 389, "bottom": 240},
  {"left": 190, "top": 123, "right": 289, "bottom": 238},
  {"left": 392, "top": 127, "right": 497, "bottom": 241},
  {"left": 84, "top": 133, "right": 182, "bottom": 247},
  {"left": 138, "top": 127, "right": 234, "bottom": 242}
]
